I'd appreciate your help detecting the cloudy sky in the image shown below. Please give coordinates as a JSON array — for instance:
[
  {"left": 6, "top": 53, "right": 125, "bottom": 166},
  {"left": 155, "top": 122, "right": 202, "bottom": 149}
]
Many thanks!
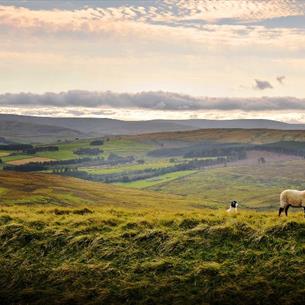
[{"left": 0, "top": 0, "right": 305, "bottom": 122}]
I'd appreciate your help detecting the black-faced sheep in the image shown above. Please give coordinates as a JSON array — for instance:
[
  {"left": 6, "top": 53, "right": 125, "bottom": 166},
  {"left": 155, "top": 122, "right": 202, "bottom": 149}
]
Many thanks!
[{"left": 227, "top": 200, "right": 238, "bottom": 213}]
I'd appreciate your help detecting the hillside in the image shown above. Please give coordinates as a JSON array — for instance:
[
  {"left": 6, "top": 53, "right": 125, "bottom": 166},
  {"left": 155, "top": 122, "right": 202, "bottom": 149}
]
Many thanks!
[
  {"left": 0, "top": 120, "right": 83, "bottom": 143},
  {"left": 1, "top": 206, "right": 305, "bottom": 305},
  {"left": 0, "top": 171, "right": 205, "bottom": 210},
  {"left": 149, "top": 159, "right": 305, "bottom": 210},
  {"left": 127, "top": 128, "right": 305, "bottom": 144},
  {"left": 2, "top": 114, "right": 305, "bottom": 141}
]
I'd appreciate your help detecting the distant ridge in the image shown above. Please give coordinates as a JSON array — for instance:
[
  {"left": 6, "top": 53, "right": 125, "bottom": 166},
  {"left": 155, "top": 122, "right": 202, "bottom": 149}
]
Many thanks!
[{"left": 1, "top": 113, "right": 305, "bottom": 142}]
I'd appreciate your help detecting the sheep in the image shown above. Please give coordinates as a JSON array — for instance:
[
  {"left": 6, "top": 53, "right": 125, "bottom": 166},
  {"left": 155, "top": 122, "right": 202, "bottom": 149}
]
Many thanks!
[
  {"left": 279, "top": 189, "right": 305, "bottom": 217},
  {"left": 227, "top": 200, "right": 238, "bottom": 213}
]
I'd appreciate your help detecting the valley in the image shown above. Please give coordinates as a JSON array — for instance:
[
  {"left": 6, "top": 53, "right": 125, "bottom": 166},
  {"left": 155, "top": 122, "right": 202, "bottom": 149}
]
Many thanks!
[{"left": 1, "top": 117, "right": 305, "bottom": 304}]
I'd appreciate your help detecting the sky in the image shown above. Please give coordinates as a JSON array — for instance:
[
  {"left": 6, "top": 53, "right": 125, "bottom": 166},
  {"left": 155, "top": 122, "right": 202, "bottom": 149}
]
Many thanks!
[{"left": 0, "top": 0, "right": 305, "bottom": 122}]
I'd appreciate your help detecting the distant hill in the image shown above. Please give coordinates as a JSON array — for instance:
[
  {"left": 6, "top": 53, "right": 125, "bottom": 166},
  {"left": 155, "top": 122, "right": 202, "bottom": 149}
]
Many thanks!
[
  {"left": 127, "top": 128, "right": 305, "bottom": 144},
  {"left": 1, "top": 113, "right": 305, "bottom": 142},
  {"left": 0, "top": 120, "right": 83, "bottom": 143}
]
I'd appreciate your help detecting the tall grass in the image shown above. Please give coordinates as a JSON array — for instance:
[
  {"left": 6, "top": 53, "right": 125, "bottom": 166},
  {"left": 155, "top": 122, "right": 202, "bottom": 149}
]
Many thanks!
[{"left": 1, "top": 206, "right": 305, "bottom": 305}]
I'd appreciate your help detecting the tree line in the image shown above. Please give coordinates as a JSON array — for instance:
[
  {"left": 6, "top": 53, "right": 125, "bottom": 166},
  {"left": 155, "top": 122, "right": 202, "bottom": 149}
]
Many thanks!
[
  {"left": 3, "top": 155, "right": 135, "bottom": 172},
  {"left": 59, "top": 154, "right": 245, "bottom": 184}
]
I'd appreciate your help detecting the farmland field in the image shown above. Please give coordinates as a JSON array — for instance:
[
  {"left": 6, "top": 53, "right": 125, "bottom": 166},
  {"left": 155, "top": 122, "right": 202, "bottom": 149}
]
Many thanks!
[
  {"left": 117, "top": 170, "right": 197, "bottom": 188},
  {"left": 81, "top": 159, "right": 175, "bottom": 174},
  {"left": 149, "top": 160, "right": 305, "bottom": 209},
  {"left": 0, "top": 151, "right": 9, "bottom": 157},
  {"left": 1, "top": 131, "right": 305, "bottom": 210}
]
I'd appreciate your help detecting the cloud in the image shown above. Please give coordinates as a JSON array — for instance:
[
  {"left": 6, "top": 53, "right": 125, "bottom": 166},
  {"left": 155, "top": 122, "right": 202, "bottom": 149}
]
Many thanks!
[
  {"left": 1, "top": 0, "right": 304, "bottom": 28},
  {"left": 277, "top": 75, "right": 286, "bottom": 84},
  {"left": 1, "top": 91, "right": 305, "bottom": 112},
  {"left": 254, "top": 79, "right": 273, "bottom": 90}
]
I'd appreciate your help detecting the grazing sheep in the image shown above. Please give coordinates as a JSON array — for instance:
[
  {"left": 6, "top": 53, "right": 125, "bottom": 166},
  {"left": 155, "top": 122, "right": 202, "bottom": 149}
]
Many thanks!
[
  {"left": 279, "top": 190, "right": 305, "bottom": 217},
  {"left": 227, "top": 200, "right": 238, "bottom": 213}
]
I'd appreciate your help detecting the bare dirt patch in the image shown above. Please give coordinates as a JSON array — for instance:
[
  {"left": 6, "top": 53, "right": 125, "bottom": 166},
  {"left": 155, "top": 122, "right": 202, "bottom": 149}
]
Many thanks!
[{"left": 7, "top": 157, "right": 55, "bottom": 165}]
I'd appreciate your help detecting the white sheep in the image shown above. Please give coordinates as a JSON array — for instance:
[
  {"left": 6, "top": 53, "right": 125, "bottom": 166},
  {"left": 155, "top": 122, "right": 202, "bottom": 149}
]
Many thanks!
[{"left": 279, "top": 189, "right": 305, "bottom": 217}]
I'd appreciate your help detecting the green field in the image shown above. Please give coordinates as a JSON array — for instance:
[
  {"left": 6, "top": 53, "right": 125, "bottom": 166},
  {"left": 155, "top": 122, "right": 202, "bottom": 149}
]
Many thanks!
[
  {"left": 81, "top": 159, "right": 180, "bottom": 174},
  {"left": 1, "top": 141, "right": 305, "bottom": 304},
  {"left": 117, "top": 170, "right": 197, "bottom": 188},
  {"left": 2, "top": 135, "right": 305, "bottom": 211},
  {"left": 0, "top": 138, "right": 157, "bottom": 163},
  {"left": 0, "top": 151, "right": 10, "bottom": 157},
  {"left": 148, "top": 160, "right": 305, "bottom": 209}
]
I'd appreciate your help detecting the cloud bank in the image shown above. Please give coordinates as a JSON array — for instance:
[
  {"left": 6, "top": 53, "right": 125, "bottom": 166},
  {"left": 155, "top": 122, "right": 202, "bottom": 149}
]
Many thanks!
[{"left": 1, "top": 91, "right": 305, "bottom": 112}]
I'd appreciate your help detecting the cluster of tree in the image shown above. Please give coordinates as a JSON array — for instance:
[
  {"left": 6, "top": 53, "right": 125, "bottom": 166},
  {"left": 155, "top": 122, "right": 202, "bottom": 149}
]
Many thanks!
[
  {"left": 107, "top": 153, "right": 134, "bottom": 162},
  {"left": 3, "top": 163, "right": 46, "bottom": 172},
  {"left": 254, "top": 141, "right": 305, "bottom": 158},
  {"left": 148, "top": 142, "right": 250, "bottom": 159},
  {"left": 3, "top": 154, "right": 135, "bottom": 172},
  {"left": 3, "top": 157, "right": 95, "bottom": 172},
  {"left": 90, "top": 140, "right": 104, "bottom": 146},
  {"left": 22, "top": 146, "right": 59, "bottom": 154},
  {"left": 0, "top": 144, "right": 33, "bottom": 151},
  {"left": 74, "top": 148, "right": 103, "bottom": 155}
]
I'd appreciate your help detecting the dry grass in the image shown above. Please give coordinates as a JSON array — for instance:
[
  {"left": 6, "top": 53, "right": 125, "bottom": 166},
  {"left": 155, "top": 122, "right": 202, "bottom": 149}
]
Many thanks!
[
  {"left": 1, "top": 206, "right": 305, "bottom": 305},
  {"left": 126, "top": 128, "right": 305, "bottom": 144},
  {"left": 0, "top": 171, "right": 208, "bottom": 210}
]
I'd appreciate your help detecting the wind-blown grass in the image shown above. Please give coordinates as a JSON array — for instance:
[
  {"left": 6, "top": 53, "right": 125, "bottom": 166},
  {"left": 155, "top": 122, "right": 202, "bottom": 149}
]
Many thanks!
[{"left": 1, "top": 206, "right": 305, "bottom": 305}]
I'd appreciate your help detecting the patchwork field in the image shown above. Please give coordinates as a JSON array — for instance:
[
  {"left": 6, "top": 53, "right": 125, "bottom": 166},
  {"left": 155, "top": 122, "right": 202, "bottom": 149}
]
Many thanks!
[
  {"left": 1, "top": 128, "right": 305, "bottom": 304},
  {"left": 0, "top": 138, "right": 157, "bottom": 163},
  {"left": 1, "top": 131, "right": 305, "bottom": 211}
]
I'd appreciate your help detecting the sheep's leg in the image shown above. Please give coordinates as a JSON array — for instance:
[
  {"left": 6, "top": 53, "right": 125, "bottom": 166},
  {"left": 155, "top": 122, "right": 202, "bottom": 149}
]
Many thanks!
[
  {"left": 303, "top": 207, "right": 305, "bottom": 218},
  {"left": 285, "top": 205, "right": 289, "bottom": 216},
  {"left": 279, "top": 207, "right": 284, "bottom": 217}
]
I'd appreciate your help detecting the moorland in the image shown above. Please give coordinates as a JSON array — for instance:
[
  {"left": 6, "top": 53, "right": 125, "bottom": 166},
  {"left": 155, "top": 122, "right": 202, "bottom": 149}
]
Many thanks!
[{"left": 1, "top": 116, "right": 305, "bottom": 304}]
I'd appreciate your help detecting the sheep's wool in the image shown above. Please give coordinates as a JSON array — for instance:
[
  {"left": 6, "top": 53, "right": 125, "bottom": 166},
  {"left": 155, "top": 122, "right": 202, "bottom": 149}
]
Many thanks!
[{"left": 280, "top": 190, "right": 305, "bottom": 208}]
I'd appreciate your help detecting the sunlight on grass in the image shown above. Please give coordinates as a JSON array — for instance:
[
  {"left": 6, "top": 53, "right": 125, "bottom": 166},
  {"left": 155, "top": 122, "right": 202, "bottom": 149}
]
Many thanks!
[{"left": 116, "top": 170, "right": 197, "bottom": 188}]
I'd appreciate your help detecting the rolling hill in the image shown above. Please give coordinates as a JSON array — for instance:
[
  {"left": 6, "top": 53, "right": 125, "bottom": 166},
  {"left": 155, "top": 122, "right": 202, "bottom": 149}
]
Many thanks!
[
  {"left": 0, "top": 171, "right": 205, "bottom": 210},
  {"left": 127, "top": 128, "right": 305, "bottom": 144},
  {"left": 2, "top": 180, "right": 305, "bottom": 305},
  {"left": 0, "top": 120, "right": 83, "bottom": 143},
  {"left": 2, "top": 114, "right": 305, "bottom": 142}
]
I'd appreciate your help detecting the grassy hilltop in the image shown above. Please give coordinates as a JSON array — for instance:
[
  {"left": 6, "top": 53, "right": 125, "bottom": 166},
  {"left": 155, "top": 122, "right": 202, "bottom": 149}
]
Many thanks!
[
  {"left": 1, "top": 205, "right": 305, "bottom": 305},
  {"left": 0, "top": 172, "right": 305, "bottom": 304}
]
